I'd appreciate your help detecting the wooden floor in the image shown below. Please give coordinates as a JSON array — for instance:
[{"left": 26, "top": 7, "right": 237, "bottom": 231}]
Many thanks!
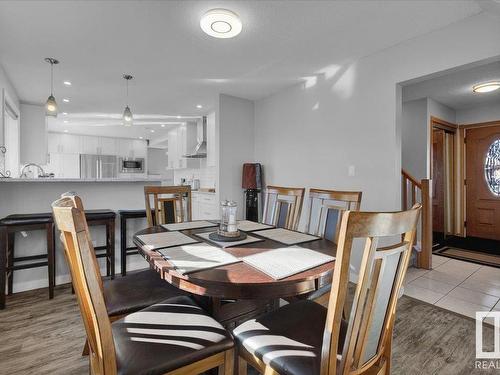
[{"left": 0, "top": 284, "right": 496, "bottom": 375}]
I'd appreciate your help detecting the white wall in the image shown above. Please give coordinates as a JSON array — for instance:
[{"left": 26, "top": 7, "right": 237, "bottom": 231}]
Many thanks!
[
  {"left": 457, "top": 102, "right": 500, "bottom": 124},
  {"left": 254, "top": 12, "right": 500, "bottom": 276},
  {"left": 218, "top": 94, "right": 255, "bottom": 218},
  {"left": 20, "top": 103, "right": 47, "bottom": 165},
  {"left": 402, "top": 99, "right": 427, "bottom": 180},
  {"left": 0, "top": 64, "right": 19, "bottom": 146}
]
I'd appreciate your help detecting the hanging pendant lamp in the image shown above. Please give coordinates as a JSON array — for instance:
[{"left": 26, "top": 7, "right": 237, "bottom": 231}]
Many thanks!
[
  {"left": 122, "top": 74, "right": 133, "bottom": 126},
  {"left": 45, "top": 58, "right": 59, "bottom": 117}
]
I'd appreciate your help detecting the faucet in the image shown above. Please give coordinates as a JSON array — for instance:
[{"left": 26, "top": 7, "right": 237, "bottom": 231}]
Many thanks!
[{"left": 20, "top": 163, "right": 47, "bottom": 178}]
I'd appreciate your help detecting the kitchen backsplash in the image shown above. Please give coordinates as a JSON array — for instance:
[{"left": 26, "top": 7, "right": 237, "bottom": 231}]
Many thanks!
[{"left": 173, "top": 161, "right": 216, "bottom": 189}]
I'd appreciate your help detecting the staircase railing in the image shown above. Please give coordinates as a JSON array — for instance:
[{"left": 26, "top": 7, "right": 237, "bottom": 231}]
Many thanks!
[{"left": 402, "top": 169, "right": 432, "bottom": 269}]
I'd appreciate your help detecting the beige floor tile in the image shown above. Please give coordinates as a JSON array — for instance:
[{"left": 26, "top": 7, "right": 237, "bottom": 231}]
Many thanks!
[
  {"left": 403, "top": 284, "right": 445, "bottom": 305},
  {"left": 432, "top": 255, "right": 449, "bottom": 267},
  {"left": 460, "top": 278, "right": 500, "bottom": 298},
  {"left": 470, "top": 267, "right": 500, "bottom": 287},
  {"left": 433, "top": 259, "right": 481, "bottom": 278},
  {"left": 447, "top": 286, "right": 499, "bottom": 309},
  {"left": 408, "top": 276, "right": 456, "bottom": 295},
  {"left": 424, "top": 269, "right": 468, "bottom": 286},
  {"left": 435, "top": 295, "right": 491, "bottom": 319},
  {"left": 404, "top": 267, "right": 430, "bottom": 283}
]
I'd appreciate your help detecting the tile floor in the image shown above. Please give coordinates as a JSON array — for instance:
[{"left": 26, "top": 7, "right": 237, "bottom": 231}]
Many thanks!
[{"left": 404, "top": 255, "right": 500, "bottom": 324}]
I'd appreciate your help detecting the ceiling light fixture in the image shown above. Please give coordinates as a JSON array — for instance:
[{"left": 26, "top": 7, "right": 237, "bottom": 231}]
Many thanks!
[
  {"left": 139, "top": 136, "right": 143, "bottom": 139},
  {"left": 63, "top": 81, "right": 72, "bottom": 86},
  {"left": 473, "top": 81, "right": 500, "bottom": 93},
  {"left": 44, "top": 57, "right": 59, "bottom": 117},
  {"left": 150, "top": 129, "right": 155, "bottom": 133},
  {"left": 161, "top": 124, "right": 166, "bottom": 128},
  {"left": 196, "top": 104, "right": 203, "bottom": 109},
  {"left": 62, "top": 112, "right": 68, "bottom": 115},
  {"left": 122, "top": 74, "right": 134, "bottom": 126},
  {"left": 63, "top": 98, "right": 70, "bottom": 103},
  {"left": 63, "top": 120, "right": 69, "bottom": 124},
  {"left": 200, "top": 8, "right": 242, "bottom": 38},
  {"left": 64, "top": 130, "right": 68, "bottom": 133}
]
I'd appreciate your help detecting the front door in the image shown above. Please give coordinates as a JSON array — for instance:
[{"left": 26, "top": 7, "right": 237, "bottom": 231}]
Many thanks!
[
  {"left": 466, "top": 125, "right": 500, "bottom": 240},
  {"left": 432, "top": 129, "right": 445, "bottom": 238}
]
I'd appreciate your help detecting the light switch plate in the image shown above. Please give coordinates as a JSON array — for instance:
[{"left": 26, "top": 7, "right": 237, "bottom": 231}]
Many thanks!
[{"left": 348, "top": 165, "right": 355, "bottom": 177}]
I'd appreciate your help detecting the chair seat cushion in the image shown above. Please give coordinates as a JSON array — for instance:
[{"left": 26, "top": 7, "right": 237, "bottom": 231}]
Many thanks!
[
  {"left": 0, "top": 212, "right": 53, "bottom": 226},
  {"left": 233, "top": 300, "right": 347, "bottom": 375},
  {"left": 113, "top": 295, "right": 234, "bottom": 375},
  {"left": 104, "top": 269, "right": 188, "bottom": 317}
]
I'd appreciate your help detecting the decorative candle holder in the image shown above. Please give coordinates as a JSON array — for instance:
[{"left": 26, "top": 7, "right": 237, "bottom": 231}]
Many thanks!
[{"left": 209, "top": 200, "right": 247, "bottom": 242}]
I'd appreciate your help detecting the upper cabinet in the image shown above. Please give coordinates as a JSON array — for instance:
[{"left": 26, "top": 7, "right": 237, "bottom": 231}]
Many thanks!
[
  {"left": 48, "top": 133, "right": 81, "bottom": 154},
  {"left": 166, "top": 123, "right": 199, "bottom": 169},
  {"left": 206, "top": 112, "right": 216, "bottom": 167},
  {"left": 98, "top": 137, "right": 118, "bottom": 155}
]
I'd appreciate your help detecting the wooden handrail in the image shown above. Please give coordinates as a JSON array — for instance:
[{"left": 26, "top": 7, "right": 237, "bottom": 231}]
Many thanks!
[
  {"left": 401, "top": 169, "right": 421, "bottom": 189},
  {"left": 401, "top": 169, "right": 432, "bottom": 270}
]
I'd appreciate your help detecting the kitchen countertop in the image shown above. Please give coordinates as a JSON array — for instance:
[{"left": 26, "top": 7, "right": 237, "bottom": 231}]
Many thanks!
[
  {"left": 0, "top": 178, "right": 163, "bottom": 183},
  {"left": 192, "top": 190, "right": 216, "bottom": 195}
]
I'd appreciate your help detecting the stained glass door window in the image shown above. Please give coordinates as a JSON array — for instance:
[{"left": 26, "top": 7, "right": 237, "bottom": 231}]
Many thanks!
[{"left": 485, "top": 139, "right": 500, "bottom": 196}]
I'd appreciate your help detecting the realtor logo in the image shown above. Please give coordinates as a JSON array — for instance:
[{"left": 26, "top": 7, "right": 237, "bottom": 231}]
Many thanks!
[{"left": 476, "top": 311, "right": 500, "bottom": 361}]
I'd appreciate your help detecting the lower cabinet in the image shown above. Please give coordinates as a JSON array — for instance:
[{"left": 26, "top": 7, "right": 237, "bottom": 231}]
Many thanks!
[
  {"left": 191, "top": 193, "right": 218, "bottom": 220},
  {"left": 46, "top": 153, "right": 80, "bottom": 178}
]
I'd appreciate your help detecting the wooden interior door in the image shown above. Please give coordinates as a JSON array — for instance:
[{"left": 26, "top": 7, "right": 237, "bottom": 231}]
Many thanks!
[
  {"left": 432, "top": 129, "right": 445, "bottom": 236},
  {"left": 466, "top": 125, "right": 500, "bottom": 240}
]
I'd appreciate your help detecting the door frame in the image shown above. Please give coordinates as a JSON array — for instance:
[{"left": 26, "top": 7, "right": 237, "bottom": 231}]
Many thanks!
[
  {"left": 429, "top": 116, "right": 458, "bottom": 237},
  {"left": 460, "top": 120, "right": 500, "bottom": 238}
]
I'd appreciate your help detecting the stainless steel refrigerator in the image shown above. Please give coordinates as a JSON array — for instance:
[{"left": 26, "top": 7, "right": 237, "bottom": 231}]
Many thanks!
[{"left": 80, "top": 154, "right": 118, "bottom": 179}]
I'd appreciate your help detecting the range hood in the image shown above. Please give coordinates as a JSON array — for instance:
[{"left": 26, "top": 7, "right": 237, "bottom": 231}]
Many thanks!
[{"left": 183, "top": 116, "right": 207, "bottom": 158}]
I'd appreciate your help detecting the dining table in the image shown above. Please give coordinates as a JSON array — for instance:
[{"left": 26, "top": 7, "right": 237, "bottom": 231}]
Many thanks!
[{"left": 133, "top": 222, "right": 337, "bottom": 327}]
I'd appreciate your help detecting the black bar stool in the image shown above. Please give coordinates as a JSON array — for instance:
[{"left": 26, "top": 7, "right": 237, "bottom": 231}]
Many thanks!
[
  {"left": 118, "top": 209, "right": 147, "bottom": 276},
  {"left": 0, "top": 213, "right": 56, "bottom": 310},
  {"left": 85, "top": 210, "right": 116, "bottom": 279}
]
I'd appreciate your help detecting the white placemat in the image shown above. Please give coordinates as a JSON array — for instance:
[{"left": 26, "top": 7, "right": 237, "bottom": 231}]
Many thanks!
[
  {"left": 242, "top": 246, "right": 335, "bottom": 280},
  {"left": 162, "top": 220, "right": 218, "bottom": 231},
  {"left": 136, "top": 231, "right": 199, "bottom": 251},
  {"left": 237, "top": 220, "right": 274, "bottom": 232},
  {"left": 196, "top": 231, "right": 264, "bottom": 248},
  {"left": 255, "top": 228, "right": 320, "bottom": 245},
  {"left": 157, "top": 243, "right": 240, "bottom": 275}
]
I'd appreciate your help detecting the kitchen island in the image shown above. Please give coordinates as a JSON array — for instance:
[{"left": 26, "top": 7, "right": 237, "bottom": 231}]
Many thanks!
[{"left": 0, "top": 178, "right": 162, "bottom": 293}]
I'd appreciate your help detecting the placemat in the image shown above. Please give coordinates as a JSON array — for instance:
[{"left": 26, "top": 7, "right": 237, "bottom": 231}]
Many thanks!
[
  {"left": 237, "top": 220, "right": 274, "bottom": 232},
  {"left": 255, "top": 228, "right": 320, "bottom": 245},
  {"left": 242, "top": 246, "right": 335, "bottom": 280},
  {"left": 157, "top": 243, "right": 240, "bottom": 274},
  {"left": 136, "top": 231, "right": 199, "bottom": 251},
  {"left": 196, "top": 231, "right": 264, "bottom": 248},
  {"left": 162, "top": 220, "right": 218, "bottom": 231}
]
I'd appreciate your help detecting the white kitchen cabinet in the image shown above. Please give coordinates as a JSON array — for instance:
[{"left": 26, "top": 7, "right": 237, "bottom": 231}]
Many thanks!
[
  {"left": 48, "top": 133, "right": 80, "bottom": 154},
  {"left": 46, "top": 152, "right": 80, "bottom": 178},
  {"left": 98, "top": 137, "right": 118, "bottom": 155},
  {"left": 206, "top": 112, "right": 216, "bottom": 167},
  {"left": 117, "top": 138, "right": 133, "bottom": 157},
  {"left": 81, "top": 135, "right": 99, "bottom": 154},
  {"left": 191, "top": 192, "right": 218, "bottom": 220},
  {"left": 131, "top": 139, "right": 147, "bottom": 158},
  {"left": 166, "top": 124, "right": 199, "bottom": 170}
]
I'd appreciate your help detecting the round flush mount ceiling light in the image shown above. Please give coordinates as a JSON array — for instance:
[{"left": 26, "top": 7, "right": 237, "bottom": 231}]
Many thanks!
[
  {"left": 200, "top": 9, "right": 242, "bottom": 38},
  {"left": 473, "top": 81, "right": 500, "bottom": 93}
]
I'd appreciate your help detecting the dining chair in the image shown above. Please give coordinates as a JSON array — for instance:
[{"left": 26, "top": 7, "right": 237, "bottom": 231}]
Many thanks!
[
  {"left": 304, "top": 189, "right": 362, "bottom": 304},
  {"left": 262, "top": 185, "right": 305, "bottom": 230},
  {"left": 52, "top": 196, "right": 234, "bottom": 375},
  {"left": 233, "top": 204, "right": 421, "bottom": 375},
  {"left": 53, "top": 194, "right": 189, "bottom": 353},
  {"left": 144, "top": 185, "right": 192, "bottom": 227}
]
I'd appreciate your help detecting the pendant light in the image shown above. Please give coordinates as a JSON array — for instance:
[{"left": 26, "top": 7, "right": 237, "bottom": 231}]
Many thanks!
[
  {"left": 45, "top": 58, "right": 59, "bottom": 117},
  {"left": 122, "top": 74, "right": 133, "bottom": 126}
]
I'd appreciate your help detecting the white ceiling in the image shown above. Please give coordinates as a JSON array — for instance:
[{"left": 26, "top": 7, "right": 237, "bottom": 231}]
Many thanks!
[
  {"left": 402, "top": 60, "right": 500, "bottom": 110},
  {"left": 0, "top": 0, "right": 487, "bottom": 137}
]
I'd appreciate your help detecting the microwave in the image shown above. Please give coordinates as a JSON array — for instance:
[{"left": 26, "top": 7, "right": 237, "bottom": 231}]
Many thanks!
[{"left": 119, "top": 157, "right": 145, "bottom": 173}]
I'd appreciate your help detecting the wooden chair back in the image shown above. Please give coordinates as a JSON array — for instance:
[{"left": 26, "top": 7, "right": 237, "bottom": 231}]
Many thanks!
[
  {"left": 321, "top": 204, "right": 421, "bottom": 375},
  {"left": 306, "top": 189, "right": 362, "bottom": 243},
  {"left": 262, "top": 185, "right": 305, "bottom": 230},
  {"left": 144, "top": 185, "right": 192, "bottom": 227},
  {"left": 52, "top": 196, "right": 117, "bottom": 375}
]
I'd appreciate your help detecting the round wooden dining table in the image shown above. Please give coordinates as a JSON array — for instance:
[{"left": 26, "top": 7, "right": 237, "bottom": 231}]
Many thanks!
[{"left": 133, "top": 224, "right": 336, "bottom": 326}]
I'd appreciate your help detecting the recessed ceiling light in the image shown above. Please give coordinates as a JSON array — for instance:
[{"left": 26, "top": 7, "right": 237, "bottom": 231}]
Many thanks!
[
  {"left": 177, "top": 115, "right": 181, "bottom": 119},
  {"left": 196, "top": 104, "right": 203, "bottom": 109},
  {"left": 161, "top": 124, "right": 165, "bottom": 128},
  {"left": 473, "top": 81, "right": 500, "bottom": 93},
  {"left": 150, "top": 129, "right": 155, "bottom": 133},
  {"left": 200, "top": 8, "right": 242, "bottom": 39},
  {"left": 64, "top": 129, "right": 68, "bottom": 133},
  {"left": 62, "top": 112, "right": 68, "bottom": 115},
  {"left": 63, "top": 81, "right": 72, "bottom": 86},
  {"left": 139, "top": 136, "right": 143, "bottom": 139},
  {"left": 63, "top": 120, "right": 69, "bottom": 123},
  {"left": 63, "top": 98, "right": 70, "bottom": 103}
]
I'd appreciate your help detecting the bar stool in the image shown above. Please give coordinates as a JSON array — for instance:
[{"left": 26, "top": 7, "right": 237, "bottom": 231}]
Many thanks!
[
  {"left": 84, "top": 210, "right": 116, "bottom": 279},
  {"left": 118, "top": 209, "right": 147, "bottom": 276},
  {"left": 0, "top": 213, "right": 56, "bottom": 310}
]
